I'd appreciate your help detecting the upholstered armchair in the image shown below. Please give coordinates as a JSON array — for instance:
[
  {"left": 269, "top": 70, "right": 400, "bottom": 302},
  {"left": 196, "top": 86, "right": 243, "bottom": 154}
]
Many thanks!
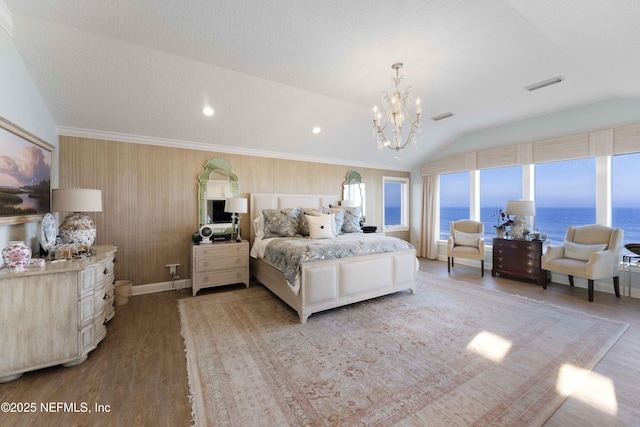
[
  {"left": 541, "top": 224, "right": 624, "bottom": 302},
  {"left": 447, "top": 220, "right": 485, "bottom": 276}
]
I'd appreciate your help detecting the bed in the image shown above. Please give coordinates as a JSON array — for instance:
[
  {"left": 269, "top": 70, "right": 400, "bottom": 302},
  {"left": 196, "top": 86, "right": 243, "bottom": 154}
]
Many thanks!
[{"left": 249, "top": 193, "right": 417, "bottom": 323}]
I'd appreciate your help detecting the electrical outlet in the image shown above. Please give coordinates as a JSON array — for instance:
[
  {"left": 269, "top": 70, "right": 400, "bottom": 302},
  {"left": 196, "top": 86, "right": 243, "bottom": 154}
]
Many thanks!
[{"left": 174, "top": 275, "right": 180, "bottom": 280}]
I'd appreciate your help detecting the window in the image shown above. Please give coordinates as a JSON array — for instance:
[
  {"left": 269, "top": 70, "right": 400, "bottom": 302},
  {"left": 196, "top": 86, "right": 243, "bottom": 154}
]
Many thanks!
[
  {"left": 439, "top": 172, "right": 470, "bottom": 240},
  {"left": 382, "top": 176, "right": 409, "bottom": 231},
  {"left": 480, "top": 166, "right": 522, "bottom": 244},
  {"left": 612, "top": 152, "right": 640, "bottom": 253},
  {"left": 535, "top": 159, "right": 596, "bottom": 244}
]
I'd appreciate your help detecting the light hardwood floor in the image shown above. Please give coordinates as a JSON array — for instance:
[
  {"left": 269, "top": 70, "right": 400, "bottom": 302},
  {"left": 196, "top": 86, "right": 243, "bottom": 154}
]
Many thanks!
[{"left": 1, "top": 259, "right": 639, "bottom": 426}]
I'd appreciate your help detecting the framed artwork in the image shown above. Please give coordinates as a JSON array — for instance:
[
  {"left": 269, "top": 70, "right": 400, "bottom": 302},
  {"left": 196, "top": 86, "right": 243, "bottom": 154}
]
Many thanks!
[{"left": 0, "top": 116, "right": 55, "bottom": 226}]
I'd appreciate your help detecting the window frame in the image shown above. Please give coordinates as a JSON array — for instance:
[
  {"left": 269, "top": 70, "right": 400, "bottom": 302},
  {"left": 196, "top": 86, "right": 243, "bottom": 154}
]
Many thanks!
[{"left": 382, "top": 176, "right": 410, "bottom": 232}]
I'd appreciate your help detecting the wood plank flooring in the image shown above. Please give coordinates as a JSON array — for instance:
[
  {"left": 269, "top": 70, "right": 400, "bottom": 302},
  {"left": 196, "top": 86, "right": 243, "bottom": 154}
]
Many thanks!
[{"left": 1, "top": 260, "right": 639, "bottom": 426}]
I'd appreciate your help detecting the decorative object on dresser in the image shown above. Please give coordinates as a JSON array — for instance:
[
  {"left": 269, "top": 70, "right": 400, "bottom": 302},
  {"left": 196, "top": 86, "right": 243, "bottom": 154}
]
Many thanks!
[
  {"left": 372, "top": 63, "right": 422, "bottom": 159},
  {"left": 505, "top": 199, "right": 535, "bottom": 239},
  {"left": 0, "top": 245, "right": 117, "bottom": 382},
  {"left": 492, "top": 238, "right": 548, "bottom": 287},
  {"left": 447, "top": 220, "right": 485, "bottom": 276},
  {"left": 224, "top": 197, "right": 248, "bottom": 242},
  {"left": 191, "top": 240, "right": 249, "bottom": 296},
  {"left": 541, "top": 224, "right": 623, "bottom": 302},
  {"left": 1, "top": 241, "right": 32, "bottom": 272},
  {"left": 51, "top": 188, "right": 103, "bottom": 247}
]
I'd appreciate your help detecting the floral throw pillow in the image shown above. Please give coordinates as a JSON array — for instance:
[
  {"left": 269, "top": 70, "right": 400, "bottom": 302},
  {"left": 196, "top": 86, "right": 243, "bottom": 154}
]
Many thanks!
[
  {"left": 342, "top": 206, "right": 362, "bottom": 233},
  {"left": 298, "top": 207, "right": 323, "bottom": 236},
  {"left": 262, "top": 208, "right": 301, "bottom": 238}
]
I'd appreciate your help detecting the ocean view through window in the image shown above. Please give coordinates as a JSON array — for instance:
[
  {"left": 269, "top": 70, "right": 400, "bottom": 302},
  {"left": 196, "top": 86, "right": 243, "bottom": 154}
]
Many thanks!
[
  {"left": 383, "top": 176, "right": 409, "bottom": 230},
  {"left": 438, "top": 156, "right": 640, "bottom": 248}
]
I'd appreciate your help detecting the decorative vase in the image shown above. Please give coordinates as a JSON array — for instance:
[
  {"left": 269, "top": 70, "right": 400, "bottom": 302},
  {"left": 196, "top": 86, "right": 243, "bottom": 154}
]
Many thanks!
[
  {"left": 495, "top": 228, "right": 505, "bottom": 238},
  {"left": 2, "top": 241, "right": 32, "bottom": 272}
]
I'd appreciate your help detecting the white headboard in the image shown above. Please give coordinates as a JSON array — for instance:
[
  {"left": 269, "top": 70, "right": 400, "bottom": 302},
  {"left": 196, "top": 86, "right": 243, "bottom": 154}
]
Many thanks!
[{"left": 249, "top": 193, "right": 339, "bottom": 244}]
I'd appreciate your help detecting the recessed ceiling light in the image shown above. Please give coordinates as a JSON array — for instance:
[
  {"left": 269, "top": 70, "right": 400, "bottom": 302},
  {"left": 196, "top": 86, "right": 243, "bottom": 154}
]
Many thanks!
[
  {"left": 525, "top": 76, "right": 564, "bottom": 91},
  {"left": 202, "top": 107, "right": 214, "bottom": 116},
  {"left": 312, "top": 127, "right": 321, "bottom": 134}
]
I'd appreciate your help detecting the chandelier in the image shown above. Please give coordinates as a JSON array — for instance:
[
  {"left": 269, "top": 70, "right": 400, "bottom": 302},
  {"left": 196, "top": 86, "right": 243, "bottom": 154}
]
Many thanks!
[{"left": 372, "top": 63, "right": 421, "bottom": 159}]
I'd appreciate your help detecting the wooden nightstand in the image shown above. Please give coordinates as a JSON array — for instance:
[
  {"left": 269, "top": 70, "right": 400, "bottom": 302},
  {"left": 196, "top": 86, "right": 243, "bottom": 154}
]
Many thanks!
[
  {"left": 492, "top": 238, "right": 548, "bottom": 287},
  {"left": 191, "top": 240, "right": 249, "bottom": 296}
]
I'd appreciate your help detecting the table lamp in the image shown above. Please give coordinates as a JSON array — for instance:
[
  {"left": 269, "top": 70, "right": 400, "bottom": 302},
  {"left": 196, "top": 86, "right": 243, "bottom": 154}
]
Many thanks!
[
  {"left": 51, "top": 188, "right": 103, "bottom": 247},
  {"left": 505, "top": 200, "right": 535, "bottom": 239},
  {"left": 225, "top": 197, "right": 248, "bottom": 242}
]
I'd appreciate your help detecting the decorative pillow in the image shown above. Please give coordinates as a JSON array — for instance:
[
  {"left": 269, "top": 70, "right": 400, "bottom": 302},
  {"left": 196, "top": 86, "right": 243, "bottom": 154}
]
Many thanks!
[
  {"left": 564, "top": 241, "right": 608, "bottom": 261},
  {"left": 322, "top": 207, "right": 345, "bottom": 235},
  {"left": 342, "top": 206, "right": 362, "bottom": 233},
  {"left": 262, "top": 208, "right": 301, "bottom": 238},
  {"left": 454, "top": 230, "right": 481, "bottom": 247},
  {"left": 298, "top": 207, "right": 323, "bottom": 236},
  {"left": 252, "top": 214, "right": 264, "bottom": 239},
  {"left": 306, "top": 214, "right": 335, "bottom": 239}
]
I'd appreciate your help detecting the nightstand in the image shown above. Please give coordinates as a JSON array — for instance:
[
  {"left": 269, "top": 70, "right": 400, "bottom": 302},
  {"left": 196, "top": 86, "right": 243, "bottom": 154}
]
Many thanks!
[{"left": 191, "top": 240, "right": 249, "bottom": 296}]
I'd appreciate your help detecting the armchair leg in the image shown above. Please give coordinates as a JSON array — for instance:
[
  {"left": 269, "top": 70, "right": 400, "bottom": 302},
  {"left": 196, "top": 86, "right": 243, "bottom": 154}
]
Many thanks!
[
  {"left": 613, "top": 276, "right": 620, "bottom": 298},
  {"left": 588, "top": 279, "right": 594, "bottom": 302},
  {"left": 481, "top": 260, "right": 484, "bottom": 277},
  {"left": 447, "top": 257, "right": 451, "bottom": 273},
  {"left": 568, "top": 275, "right": 574, "bottom": 286}
]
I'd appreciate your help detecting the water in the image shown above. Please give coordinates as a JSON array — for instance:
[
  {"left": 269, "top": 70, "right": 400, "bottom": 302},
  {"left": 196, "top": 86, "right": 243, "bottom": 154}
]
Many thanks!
[
  {"left": 440, "top": 207, "right": 640, "bottom": 253},
  {"left": 385, "top": 206, "right": 401, "bottom": 226}
]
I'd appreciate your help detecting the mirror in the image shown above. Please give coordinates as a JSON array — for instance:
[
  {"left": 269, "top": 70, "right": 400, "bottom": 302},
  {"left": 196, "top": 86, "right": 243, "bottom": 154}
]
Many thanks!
[
  {"left": 198, "top": 158, "right": 239, "bottom": 227},
  {"left": 342, "top": 170, "right": 365, "bottom": 219}
]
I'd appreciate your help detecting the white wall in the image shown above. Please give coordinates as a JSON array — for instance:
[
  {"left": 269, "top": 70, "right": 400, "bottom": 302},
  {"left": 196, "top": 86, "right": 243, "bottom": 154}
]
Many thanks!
[{"left": 0, "top": 19, "right": 58, "bottom": 257}]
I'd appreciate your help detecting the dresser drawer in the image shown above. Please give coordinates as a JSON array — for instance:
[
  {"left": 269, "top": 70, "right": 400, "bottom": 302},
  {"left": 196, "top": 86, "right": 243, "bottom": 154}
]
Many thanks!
[{"left": 195, "top": 267, "right": 248, "bottom": 288}]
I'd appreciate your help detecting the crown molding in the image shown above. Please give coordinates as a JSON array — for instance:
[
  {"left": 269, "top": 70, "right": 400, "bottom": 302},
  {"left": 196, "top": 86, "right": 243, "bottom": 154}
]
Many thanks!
[
  {"left": 57, "top": 126, "right": 410, "bottom": 172},
  {"left": 0, "top": 0, "right": 13, "bottom": 37}
]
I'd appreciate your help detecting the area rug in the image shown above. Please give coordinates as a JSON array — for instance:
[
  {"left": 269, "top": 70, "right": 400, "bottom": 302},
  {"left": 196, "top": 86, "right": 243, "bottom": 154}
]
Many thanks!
[{"left": 178, "top": 271, "right": 628, "bottom": 426}]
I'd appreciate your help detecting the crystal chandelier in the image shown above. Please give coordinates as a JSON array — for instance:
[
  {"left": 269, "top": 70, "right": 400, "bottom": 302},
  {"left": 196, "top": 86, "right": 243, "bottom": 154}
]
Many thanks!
[{"left": 373, "top": 63, "right": 421, "bottom": 159}]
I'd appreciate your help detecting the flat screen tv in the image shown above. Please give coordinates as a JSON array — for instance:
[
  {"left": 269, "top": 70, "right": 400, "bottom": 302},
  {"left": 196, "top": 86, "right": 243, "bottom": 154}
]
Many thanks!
[{"left": 207, "top": 199, "right": 233, "bottom": 224}]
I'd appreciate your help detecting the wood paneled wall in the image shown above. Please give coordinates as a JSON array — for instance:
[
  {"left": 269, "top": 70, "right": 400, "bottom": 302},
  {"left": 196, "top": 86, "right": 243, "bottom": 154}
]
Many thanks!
[{"left": 59, "top": 136, "right": 409, "bottom": 286}]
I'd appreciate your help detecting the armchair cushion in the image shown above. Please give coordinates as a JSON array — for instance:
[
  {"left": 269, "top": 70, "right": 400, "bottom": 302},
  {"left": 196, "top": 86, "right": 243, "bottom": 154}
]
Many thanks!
[
  {"left": 453, "top": 230, "right": 482, "bottom": 247},
  {"left": 564, "top": 241, "right": 608, "bottom": 261}
]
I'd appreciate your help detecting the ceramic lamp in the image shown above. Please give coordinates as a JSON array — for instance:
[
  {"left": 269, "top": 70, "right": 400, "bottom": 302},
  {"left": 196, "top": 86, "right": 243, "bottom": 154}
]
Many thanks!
[
  {"left": 51, "top": 189, "right": 103, "bottom": 247},
  {"left": 505, "top": 200, "right": 535, "bottom": 239}
]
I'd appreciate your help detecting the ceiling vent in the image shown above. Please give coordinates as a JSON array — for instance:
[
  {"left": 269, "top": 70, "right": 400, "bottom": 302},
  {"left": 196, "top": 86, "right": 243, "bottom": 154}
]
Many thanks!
[
  {"left": 525, "top": 76, "right": 564, "bottom": 91},
  {"left": 431, "top": 112, "right": 454, "bottom": 121}
]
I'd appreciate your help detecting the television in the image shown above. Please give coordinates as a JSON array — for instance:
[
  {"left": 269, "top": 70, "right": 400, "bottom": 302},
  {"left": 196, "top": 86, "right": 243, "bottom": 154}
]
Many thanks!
[{"left": 206, "top": 199, "right": 233, "bottom": 224}]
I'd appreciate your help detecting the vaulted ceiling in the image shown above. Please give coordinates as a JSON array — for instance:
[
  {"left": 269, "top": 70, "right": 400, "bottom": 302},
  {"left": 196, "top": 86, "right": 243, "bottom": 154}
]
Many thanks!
[{"left": 5, "top": 0, "right": 640, "bottom": 171}]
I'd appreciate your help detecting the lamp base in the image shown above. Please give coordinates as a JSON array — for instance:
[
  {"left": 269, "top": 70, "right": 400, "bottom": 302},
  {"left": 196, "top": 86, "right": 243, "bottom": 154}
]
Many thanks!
[
  {"left": 59, "top": 212, "right": 97, "bottom": 247},
  {"left": 509, "top": 216, "right": 530, "bottom": 239}
]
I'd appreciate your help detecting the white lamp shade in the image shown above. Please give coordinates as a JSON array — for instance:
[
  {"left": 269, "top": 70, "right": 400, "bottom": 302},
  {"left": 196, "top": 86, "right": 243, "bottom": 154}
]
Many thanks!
[
  {"left": 341, "top": 199, "right": 360, "bottom": 208},
  {"left": 505, "top": 200, "right": 535, "bottom": 216},
  {"left": 52, "top": 189, "right": 102, "bottom": 212},
  {"left": 224, "top": 197, "right": 248, "bottom": 214}
]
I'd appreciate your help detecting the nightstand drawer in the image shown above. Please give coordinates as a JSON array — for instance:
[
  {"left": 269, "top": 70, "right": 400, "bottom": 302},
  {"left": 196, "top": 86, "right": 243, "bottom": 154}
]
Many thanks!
[
  {"left": 195, "top": 268, "right": 248, "bottom": 288},
  {"left": 194, "top": 243, "right": 247, "bottom": 258},
  {"left": 196, "top": 254, "right": 248, "bottom": 272}
]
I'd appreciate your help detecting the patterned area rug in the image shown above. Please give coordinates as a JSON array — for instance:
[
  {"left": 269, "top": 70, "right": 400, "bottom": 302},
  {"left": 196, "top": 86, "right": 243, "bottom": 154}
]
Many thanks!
[{"left": 178, "top": 271, "right": 628, "bottom": 426}]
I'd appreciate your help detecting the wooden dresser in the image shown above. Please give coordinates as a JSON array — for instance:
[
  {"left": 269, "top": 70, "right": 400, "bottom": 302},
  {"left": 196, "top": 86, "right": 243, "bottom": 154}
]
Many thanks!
[
  {"left": 191, "top": 240, "right": 249, "bottom": 296},
  {"left": 0, "top": 245, "right": 117, "bottom": 383},
  {"left": 492, "top": 238, "right": 548, "bottom": 287}
]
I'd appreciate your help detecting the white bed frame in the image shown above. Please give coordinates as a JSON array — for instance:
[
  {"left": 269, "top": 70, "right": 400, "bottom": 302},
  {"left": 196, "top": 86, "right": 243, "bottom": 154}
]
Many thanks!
[{"left": 249, "top": 193, "right": 417, "bottom": 323}]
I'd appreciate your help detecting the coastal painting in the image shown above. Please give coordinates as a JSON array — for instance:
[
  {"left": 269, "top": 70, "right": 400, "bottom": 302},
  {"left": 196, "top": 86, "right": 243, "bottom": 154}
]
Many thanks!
[{"left": 0, "top": 117, "right": 54, "bottom": 225}]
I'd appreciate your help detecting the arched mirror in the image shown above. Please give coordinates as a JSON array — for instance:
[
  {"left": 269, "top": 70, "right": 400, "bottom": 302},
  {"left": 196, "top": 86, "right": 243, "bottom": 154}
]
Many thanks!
[
  {"left": 198, "top": 158, "right": 239, "bottom": 227},
  {"left": 342, "top": 170, "right": 365, "bottom": 218}
]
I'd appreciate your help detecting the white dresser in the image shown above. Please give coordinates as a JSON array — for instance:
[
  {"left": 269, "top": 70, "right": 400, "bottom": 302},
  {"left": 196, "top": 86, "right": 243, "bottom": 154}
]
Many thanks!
[
  {"left": 191, "top": 241, "right": 249, "bottom": 296},
  {"left": 0, "top": 245, "right": 117, "bottom": 382}
]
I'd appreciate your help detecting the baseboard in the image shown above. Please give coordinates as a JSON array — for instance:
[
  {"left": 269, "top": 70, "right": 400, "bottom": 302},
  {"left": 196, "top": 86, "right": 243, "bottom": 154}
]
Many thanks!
[{"left": 131, "top": 279, "right": 192, "bottom": 296}]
